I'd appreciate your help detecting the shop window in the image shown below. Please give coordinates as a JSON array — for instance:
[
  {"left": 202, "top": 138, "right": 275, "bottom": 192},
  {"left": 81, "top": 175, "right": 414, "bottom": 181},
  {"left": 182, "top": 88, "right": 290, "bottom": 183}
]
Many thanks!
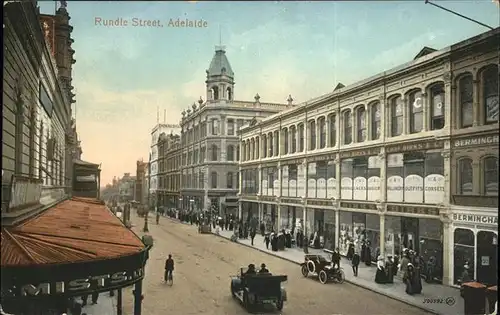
[
  {"left": 255, "top": 137, "right": 259, "bottom": 159},
  {"left": 365, "top": 213, "right": 380, "bottom": 262},
  {"left": 328, "top": 114, "right": 336, "bottom": 147},
  {"left": 290, "top": 126, "right": 297, "bottom": 153},
  {"left": 262, "top": 134, "right": 267, "bottom": 158},
  {"left": 476, "top": 231, "right": 498, "bottom": 285},
  {"left": 324, "top": 210, "right": 336, "bottom": 251},
  {"left": 319, "top": 117, "right": 326, "bottom": 148},
  {"left": 298, "top": 123, "right": 305, "bottom": 152},
  {"left": 268, "top": 133, "right": 274, "bottom": 157},
  {"left": 453, "top": 228, "right": 475, "bottom": 285},
  {"left": 309, "top": 120, "right": 316, "bottom": 150},
  {"left": 430, "top": 83, "right": 445, "bottom": 130},
  {"left": 391, "top": 96, "right": 403, "bottom": 136},
  {"left": 482, "top": 65, "right": 499, "bottom": 125},
  {"left": 227, "top": 172, "right": 233, "bottom": 188},
  {"left": 339, "top": 211, "right": 354, "bottom": 256},
  {"left": 283, "top": 128, "right": 289, "bottom": 154},
  {"left": 356, "top": 106, "right": 366, "bottom": 142},
  {"left": 273, "top": 130, "right": 279, "bottom": 156},
  {"left": 458, "top": 158, "right": 473, "bottom": 195},
  {"left": 419, "top": 218, "right": 443, "bottom": 282},
  {"left": 483, "top": 157, "right": 498, "bottom": 196},
  {"left": 370, "top": 102, "right": 381, "bottom": 140},
  {"left": 343, "top": 110, "right": 352, "bottom": 145},
  {"left": 210, "top": 171, "right": 218, "bottom": 188},
  {"left": 459, "top": 75, "right": 474, "bottom": 128},
  {"left": 409, "top": 90, "right": 423, "bottom": 133}
]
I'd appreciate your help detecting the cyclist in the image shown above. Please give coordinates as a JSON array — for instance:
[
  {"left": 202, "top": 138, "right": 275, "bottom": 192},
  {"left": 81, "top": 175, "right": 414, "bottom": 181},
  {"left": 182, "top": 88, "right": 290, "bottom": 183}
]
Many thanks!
[{"left": 165, "top": 254, "right": 174, "bottom": 284}]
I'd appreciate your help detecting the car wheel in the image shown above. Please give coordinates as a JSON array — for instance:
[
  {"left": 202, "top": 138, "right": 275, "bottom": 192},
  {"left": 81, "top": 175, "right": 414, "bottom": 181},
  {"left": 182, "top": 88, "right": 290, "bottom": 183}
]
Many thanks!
[
  {"left": 307, "top": 260, "right": 316, "bottom": 274},
  {"left": 276, "top": 298, "right": 283, "bottom": 310},
  {"left": 336, "top": 270, "right": 345, "bottom": 284},
  {"left": 301, "top": 265, "right": 309, "bottom": 277},
  {"left": 230, "top": 283, "right": 236, "bottom": 297},
  {"left": 319, "top": 270, "right": 328, "bottom": 284}
]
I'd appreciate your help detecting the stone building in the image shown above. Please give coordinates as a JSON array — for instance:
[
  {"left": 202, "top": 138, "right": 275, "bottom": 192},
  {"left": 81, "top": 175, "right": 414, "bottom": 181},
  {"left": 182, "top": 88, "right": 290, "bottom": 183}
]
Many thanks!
[
  {"left": 134, "top": 160, "right": 148, "bottom": 204},
  {"left": 157, "top": 132, "right": 181, "bottom": 209},
  {"left": 179, "top": 45, "right": 293, "bottom": 214},
  {"left": 239, "top": 28, "right": 499, "bottom": 287}
]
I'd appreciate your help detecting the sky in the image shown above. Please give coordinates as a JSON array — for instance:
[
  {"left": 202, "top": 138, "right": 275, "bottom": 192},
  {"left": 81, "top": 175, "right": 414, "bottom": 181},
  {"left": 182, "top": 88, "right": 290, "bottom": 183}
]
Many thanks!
[{"left": 38, "top": 0, "right": 499, "bottom": 187}]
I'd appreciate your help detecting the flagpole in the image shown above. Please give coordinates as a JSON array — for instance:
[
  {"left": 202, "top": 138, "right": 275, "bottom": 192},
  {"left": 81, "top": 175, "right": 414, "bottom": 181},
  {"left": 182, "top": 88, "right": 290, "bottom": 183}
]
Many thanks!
[{"left": 424, "top": 0, "right": 495, "bottom": 30}]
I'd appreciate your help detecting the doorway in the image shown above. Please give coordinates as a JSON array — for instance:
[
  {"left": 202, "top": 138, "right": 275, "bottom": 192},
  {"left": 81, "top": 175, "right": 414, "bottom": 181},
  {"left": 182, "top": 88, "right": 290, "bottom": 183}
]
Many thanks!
[
  {"left": 401, "top": 217, "right": 419, "bottom": 252},
  {"left": 476, "top": 231, "right": 498, "bottom": 286}
]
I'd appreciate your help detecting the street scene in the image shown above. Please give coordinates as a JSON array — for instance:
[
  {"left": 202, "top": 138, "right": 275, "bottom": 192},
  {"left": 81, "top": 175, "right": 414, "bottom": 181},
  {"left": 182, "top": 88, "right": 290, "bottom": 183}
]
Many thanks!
[{"left": 2, "top": 1, "right": 499, "bottom": 315}]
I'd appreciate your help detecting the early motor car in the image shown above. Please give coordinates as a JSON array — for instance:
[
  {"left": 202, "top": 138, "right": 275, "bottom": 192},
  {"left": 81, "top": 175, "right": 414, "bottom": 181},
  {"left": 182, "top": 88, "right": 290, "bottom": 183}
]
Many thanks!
[
  {"left": 230, "top": 267, "right": 287, "bottom": 312},
  {"left": 300, "top": 254, "right": 345, "bottom": 284}
]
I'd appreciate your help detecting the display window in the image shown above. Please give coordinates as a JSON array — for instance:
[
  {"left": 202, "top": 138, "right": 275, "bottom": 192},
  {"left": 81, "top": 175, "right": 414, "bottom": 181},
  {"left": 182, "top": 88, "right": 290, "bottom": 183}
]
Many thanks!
[
  {"left": 324, "top": 210, "right": 336, "bottom": 250},
  {"left": 339, "top": 211, "right": 353, "bottom": 256},
  {"left": 453, "top": 228, "right": 475, "bottom": 285}
]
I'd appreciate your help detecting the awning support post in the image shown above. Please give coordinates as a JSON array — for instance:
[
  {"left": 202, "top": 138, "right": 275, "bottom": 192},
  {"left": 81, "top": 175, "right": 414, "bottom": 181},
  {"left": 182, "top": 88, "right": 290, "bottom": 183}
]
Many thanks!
[
  {"left": 117, "top": 288, "right": 123, "bottom": 315},
  {"left": 133, "top": 280, "right": 143, "bottom": 315}
]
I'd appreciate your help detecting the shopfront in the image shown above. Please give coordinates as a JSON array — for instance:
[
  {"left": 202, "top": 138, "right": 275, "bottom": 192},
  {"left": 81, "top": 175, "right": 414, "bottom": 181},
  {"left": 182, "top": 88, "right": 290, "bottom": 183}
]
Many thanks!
[
  {"left": 280, "top": 199, "right": 304, "bottom": 233},
  {"left": 262, "top": 201, "right": 277, "bottom": 232},
  {"left": 451, "top": 209, "right": 498, "bottom": 286}
]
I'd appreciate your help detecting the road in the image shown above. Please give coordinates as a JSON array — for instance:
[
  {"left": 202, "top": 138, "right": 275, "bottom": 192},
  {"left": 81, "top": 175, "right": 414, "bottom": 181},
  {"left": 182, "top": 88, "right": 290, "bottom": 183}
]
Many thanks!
[{"left": 122, "top": 213, "right": 430, "bottom": 315}]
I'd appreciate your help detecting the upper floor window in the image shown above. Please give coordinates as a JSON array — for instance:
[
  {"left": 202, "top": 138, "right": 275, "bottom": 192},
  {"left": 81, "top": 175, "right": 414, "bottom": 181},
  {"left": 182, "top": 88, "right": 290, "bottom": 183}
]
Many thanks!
[
  {"left": 210, "top": 144, "right": 218, "bottom": 161},
  {"left": 409, "top": 90, "right": 423, "bottom": 133},
  {"left": 227, "top": 145, "right": 234, "bottom": 161},
  {"left": 211, "top": 119, "right": 219, "bottom": 135},
  {"left": 328, "top": 114, "right": 336, "bottom": 147},
  {"left": 298, "top": 124, "right": 304, "bottom": 152},
  {"left": 356, "top": 107, "right": 366, "bottom": 142},
  {"left": 459, "top": 75, "right": 473, "bottom": 128},
  {"left": 255, "top": 137, "right": 260, "bottom": 159},
  {"left": 458, "top": 158, "right": 473, "bottom": 195},
  {"left": 371, "top": 103, "right": 381, "bottom": 140},
  {"left": 227, "top": 172, "right": 234, "bottom": 188},
  {"left": 273, "top": 130, "right": 279, "bottom": 156},
  {"left": 391, "top": 96, "right": 403, "bottom": 136},
  {"left": 318, "top": 117, "right": 326, "bottom": 149},
  {"left": 309, "top": 120, "right": 316, "bottom": 150},
  {"left": 262, "top": 134, "right": 267, "bottom": 158},
  {"left": 211, "top": 171, "right": 218, "bottom": 188},
  {"left": 250, "top": 139, "right": 255, "bottom": 160},
  {"left": 484, "top": 157, "right": 498, "bottom": 196},
  {"left": 268, "top": 133, "right": 274, "bottom": 157},
  {"left": 227, "top": 119, "right": 235, "bottom": 135},
  {"left": 343, "top": 110, "right": 352, "bottom": 145},
  {"left": 290, "top": 126, "right": 297, "bottom": 153},
  {"left": 482, "top": 66, "right": 499, "bottom": 124},
  {"left": 430, "top": 83, "right": 445, "bottom": 130},
  {"left": 236, "top": 145, "right": 240, "bottom": 161},
  {"left": 283, "top": 128, "right": 289, "bottom": 155},
  {"left": 247, "top": 140, "right": 251, "bottom": 160}
]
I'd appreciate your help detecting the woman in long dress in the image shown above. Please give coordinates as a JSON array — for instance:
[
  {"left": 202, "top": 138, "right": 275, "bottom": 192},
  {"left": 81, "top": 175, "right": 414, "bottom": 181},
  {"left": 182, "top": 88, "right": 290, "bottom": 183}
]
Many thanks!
[
  {"left": 405, "top": 263, "right": 415, "bottom": 295},
  {"left": 375, "top": 256, "right": 386, "bottom": 284}
]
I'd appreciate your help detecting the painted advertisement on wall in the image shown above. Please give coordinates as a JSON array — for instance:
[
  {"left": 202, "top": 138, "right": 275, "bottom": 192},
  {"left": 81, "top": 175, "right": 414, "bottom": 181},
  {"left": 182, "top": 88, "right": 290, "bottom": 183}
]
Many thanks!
[
  {"left": 282, "top": 164, "right": 300, "bottom": 197},
  {"left": 306, "top": 161, "right": 336, "bottom": 199},
  {"left": 281, "top": 165, "right": 289, "bottom": 197},
  {"left": 297, "top": 164, "right": 306, "bottom": 198},
  {"left": 386, "top": 152, "right": 445, "bottom": 204},
  {"left": 341, "top": 156, "right": 381, "bottom": 201}
]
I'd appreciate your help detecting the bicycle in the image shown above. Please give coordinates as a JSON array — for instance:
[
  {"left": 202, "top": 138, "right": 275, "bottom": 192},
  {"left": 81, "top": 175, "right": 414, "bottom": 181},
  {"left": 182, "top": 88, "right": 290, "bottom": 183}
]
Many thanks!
[{"left": 165, "top": 270, "right": 173, "bottom": 286}]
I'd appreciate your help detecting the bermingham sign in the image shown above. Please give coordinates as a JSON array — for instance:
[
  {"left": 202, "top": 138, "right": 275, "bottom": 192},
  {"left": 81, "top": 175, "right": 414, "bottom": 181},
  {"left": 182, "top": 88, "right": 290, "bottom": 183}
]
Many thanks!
[
  {"left": 453, "top": 214, "right": 498, "bottom": 225},
  {"left": 453, "top": 135, "right": 499, "bottom": 148}
]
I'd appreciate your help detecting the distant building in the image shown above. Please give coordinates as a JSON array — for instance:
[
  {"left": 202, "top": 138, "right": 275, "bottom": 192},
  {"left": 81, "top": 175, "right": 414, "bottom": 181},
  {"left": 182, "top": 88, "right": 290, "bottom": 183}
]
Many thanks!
[
  {"left": 118, "top": 172, "right": 136, "bottom": 202},
  {"left": 135, "top": 160, "right": 148, "bottom": 204},
  {"left": 157, "top": 132, "right": 181, "bottom": 209}
]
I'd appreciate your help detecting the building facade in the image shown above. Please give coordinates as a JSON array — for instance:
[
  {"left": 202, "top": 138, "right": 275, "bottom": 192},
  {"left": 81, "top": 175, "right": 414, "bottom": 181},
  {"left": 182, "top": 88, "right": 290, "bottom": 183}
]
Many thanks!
[
  {"left": 179, "top": 45, "right": 293, "bottom": 214},
  {"left": 157, "top": 132, "right": 181, "bottom": 209},
  {"left": 118, "top": 172, "right": 136, "bottom": 202},
  {"left": 134, "top": 160, "right": 148, "bottom": 204},
  {"left": 239, "top": 28, "right": 499, "bottom": 287},
  {"left": 148, "top": 123, "right": 181, "bottom": 209}
]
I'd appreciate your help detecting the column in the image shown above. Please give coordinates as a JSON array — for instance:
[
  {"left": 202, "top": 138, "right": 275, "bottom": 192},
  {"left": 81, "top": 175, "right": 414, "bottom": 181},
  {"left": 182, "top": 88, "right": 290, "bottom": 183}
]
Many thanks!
[
  {"left": 117, "top": 289, "right": 123, "bottom": 315},
  {"left": 316, "top": 118, "right": 320, "bottom": 150},
  {"left": 296, "top": 124, "right": 301, "bottom": 152},
  {"left": 257, "top": 165, "right": 262, "bottom": 195},
  {"left": 336, "top": 102, "right": 342, "bottom": 146},
  {"left": 385, "top": 98, "right": 391, "bottom": 139},
  {"left": 334, "top": 156, "right": 341, "bottom": 200},
  {"left": 422, "top": 92, "right": 428, "bottom": 132},
  {"left": 444, "top": 77, "right": 453, "bottom": 130},
  {"left": 472, "top": 78, "right": 480, "bottom": 127},
  {"left": 277, "top": 161, "right": 282, "bottom": 197},
  {"left": 441, "top": 213, "right": 452, "bottom": 286},
  {"left": 303, "top": 159, "right": 308, "bottom": 199},
  {"left": 335, "top": 207, "right": 340, "bottom": 250},
  {"left": 442, "top": 148, "right": 451, "bottom": 203},
  {"left": 379, "top": 149, "right": 387, "bottom": 202},
  {"left": 325, "top": 117, "right": 331, "bottom": 148},
  {"left": 402, "top": 97, "right": 408, "bottom": 135},
  {"left": 133, "top": 280, "right": 143, "bottom": 315},
  {"left": 366, "top": 104, "right": 371, "bottom": 141},
  {"left": 302, "top": 203, "right": 307, "bottom": 235},
  {"left": 258, "top": 203, "right": 263, "bottom": 222},
  {"left": 238, "top": 201, "right": 242, "bottom": 219},
  {"left": 351, "top": 109, "right": 356, "bottom": 143}
]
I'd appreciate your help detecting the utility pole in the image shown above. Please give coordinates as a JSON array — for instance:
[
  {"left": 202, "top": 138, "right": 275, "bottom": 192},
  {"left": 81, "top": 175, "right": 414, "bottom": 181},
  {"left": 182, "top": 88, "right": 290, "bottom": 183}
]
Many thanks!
[
  {"left": 424, "top": 0, "right": 495, "bottom": 30},
  {"left": 143, "top": 153, "right": 151, "bottom": 233}
]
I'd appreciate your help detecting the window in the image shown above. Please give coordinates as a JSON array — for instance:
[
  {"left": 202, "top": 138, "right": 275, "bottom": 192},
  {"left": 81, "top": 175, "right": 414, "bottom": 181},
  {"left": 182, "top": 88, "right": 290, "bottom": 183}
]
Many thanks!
[
  {"left": 210, "top": 144, "right": 218, "bottom": 161},
  {"left": 309, "top": 120, "right": 316, "bottom": 150},
  {"left": 298, "top": 124, "right": 304, "bottom": 152},
  {"left": 458, "top": 159, "right": 473, "bottom": 195},
  {"left": 482, "top": 66, "right": 499, "bottom": 124},
  {"left": 483, "top": 157, "right": 498, "bottom": 196},
  {"left": 236, "top": 145, "right": 240, "bottom": 161},
  {"left": 211, "top": 86, "right": 219, "bottom": 100},
  {"left": 211, "top": 118, "right": 219, "bottom": 135},
  {"left": 200, "top": 147, "right": 205, "bottom": 162},
  {"left": 227, "top": 119, "right": 235, "bottom": 135},
  {"left": 283, "top": 128, "right": 289, "bottom": 154},
  {"left": 319, "top": 117, "right": 326, "bottom": 148},
  {"left": 247, "top": 140, "right": 251, "bottom": 160},
  {"left": 343, "top": 110, "right": 352, "bottom": 145},
  {"left": 273, "top": 130, "right": 279, "bottom": 156},
  {"left": 227, "top": 172, "right": 234, "bottom": 188},
  {"left": 459, "top": 76, "right": 474, "bottom": 128},
  {"left": 250, "top": 139, "right": 255, "bottom": 160},
  {"left": 227, "top": 145, "right": 234, "bottom": 161},
  {"left": 408, "top": 91, "right": 423, "bottom": 133},
  {"left": 391, "top": 96, "right": 403, "bottom": 136},
  {"left": 290, "top": 126, "right": 297, "bottom": 153},
  {"left": 328, "top": 114, "right": 336, "bottom": 147},
  {"left": 255, "top": 137, "right": 260, "bottom": 159},
  {"left": 371, "top": 103, "right": 381, "bottom": 140},
  {"left": 262, "top": 134, "right": 267, "bottom": 158},
  {"left": 211, "top": 171, "right": 218, "bottom": 188},
  {"left": 430, "top": 84, "right": 445, "bottom": 130},
  {"left": 356, "top": 107, "right": 366, "bottom": 142},
  {"left": 227, "top": 87, "right": 232, "bottom": 101},
  {"left": 268, "top": 133, "right": 274, "bottom": 157}
]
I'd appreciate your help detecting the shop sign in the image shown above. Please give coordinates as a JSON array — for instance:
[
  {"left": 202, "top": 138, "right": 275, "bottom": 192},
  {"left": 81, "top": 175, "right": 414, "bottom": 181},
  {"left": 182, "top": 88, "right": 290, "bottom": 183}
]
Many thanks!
[
  {"left": 260, "top": 196, "right": 275, "bottom": 202},
  {"left": 76, "top": 175, "right": 96, "bottom": 182},
  {"left": 340, "top": 147, "right": 381, "bottom": 159},
  {"left": 340, "top": 202, "right": 377, "bottom": 211},
  {"left": 309, "top": 153, "right": 337, "bottom": 163},
  {"left": 307, "top": 199, "right": 331, "bottom": 207},
  {"left": 387, "top": 174, "right": 445, "bottom": 204},
  {"left": 386, "top": 140, "right": 443, "bottom": 154},
  {"left": 8, "top": 176, "right": 43, "bottom": 212},
  {"left": 453, "top": 135, "right": 499, "bottom": 148},
  {"left": 281, "top": 158, "right": 303, "bottom": 166},
  {"left": 280, "top": 198, "right": 301, "bottom": 205},
  {"left": 452, "top": 214, "right": 498, "bottom": 225},
  {"left": 386, "top": 204, "right": 439, "bottom": 216},
  {"left": 12, "top": 268, "right": 144, "bottom": 297}
]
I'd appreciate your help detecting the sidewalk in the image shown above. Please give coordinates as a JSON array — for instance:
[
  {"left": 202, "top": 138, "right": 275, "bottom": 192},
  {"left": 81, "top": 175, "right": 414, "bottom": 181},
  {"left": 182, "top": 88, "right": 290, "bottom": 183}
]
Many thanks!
[
  {"left": 165, "top": 217, "right": 464, "bottom": 315},
  {"left": 78, "top": 293, "right": 117, "bottom": 315}
]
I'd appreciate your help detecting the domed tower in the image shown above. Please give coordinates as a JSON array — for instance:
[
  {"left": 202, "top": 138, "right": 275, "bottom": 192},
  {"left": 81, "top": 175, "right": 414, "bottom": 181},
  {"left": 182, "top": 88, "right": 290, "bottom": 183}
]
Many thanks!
[{"left": 205, "top": 45, "right": 234, "bottom": 102}]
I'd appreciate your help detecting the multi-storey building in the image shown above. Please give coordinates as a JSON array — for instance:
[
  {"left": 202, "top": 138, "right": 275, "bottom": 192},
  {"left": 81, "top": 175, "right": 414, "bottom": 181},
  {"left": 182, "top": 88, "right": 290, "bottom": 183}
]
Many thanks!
[
  {"left": 135, "top": 160, "right": 148, "bottom": 204},
  {"left": 148, "top": 123, "right": 181, "bottom": 209},
  {"left": 157, "top": 132, "right": 181, "bottom": 209},
  {"left": 239, "top": 28, "right": 499, "bottom": 287},
  {"left": 179, "top": 45, "right": 293, "bottom": 214},
  {"left": 118, "top": 172, "right": 136, "bottom": 202}
]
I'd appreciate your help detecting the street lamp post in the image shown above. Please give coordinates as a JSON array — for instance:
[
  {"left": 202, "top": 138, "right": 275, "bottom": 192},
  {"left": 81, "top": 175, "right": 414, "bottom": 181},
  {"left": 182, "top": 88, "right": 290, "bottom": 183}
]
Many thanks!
[{"left": 143, "top": 153, "right": 151, "bottom": 233}]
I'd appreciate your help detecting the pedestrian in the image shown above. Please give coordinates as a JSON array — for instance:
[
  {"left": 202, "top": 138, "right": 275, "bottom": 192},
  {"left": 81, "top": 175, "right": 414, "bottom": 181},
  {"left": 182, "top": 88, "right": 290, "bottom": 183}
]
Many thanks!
[
  {"left": 250, "top": 229, "right": 256, "bottom": 246},
  {"left": 331, "top": 248, "right": 341, "bottom": 269},
  {"left": 91, "top": 292, "right": 99, "bottom": 304},
  {"left": 375, "top": 256, "right": 386, "bottom": 284},
  {"left": 156, "top": 212, "right": 160, "bottom": 224},
  {"left": 351, "top": 251, "right": 360, "bottom": 277},
  {"left": 264, "top": 234, "right": 270, "bottom": 249}
]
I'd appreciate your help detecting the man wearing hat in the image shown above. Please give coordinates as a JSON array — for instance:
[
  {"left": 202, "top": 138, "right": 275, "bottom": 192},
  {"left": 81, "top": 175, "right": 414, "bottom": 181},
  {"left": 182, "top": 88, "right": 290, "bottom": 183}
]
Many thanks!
[{"left": 259, "top": 263, "right": 269, "bottom": 274}]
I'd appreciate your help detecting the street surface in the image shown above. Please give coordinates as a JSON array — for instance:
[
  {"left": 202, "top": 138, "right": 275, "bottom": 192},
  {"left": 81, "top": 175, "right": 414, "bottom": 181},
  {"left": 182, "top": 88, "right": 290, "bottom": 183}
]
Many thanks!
[{"left": 122, "top": 213, "right": 430, "bottom": 315}]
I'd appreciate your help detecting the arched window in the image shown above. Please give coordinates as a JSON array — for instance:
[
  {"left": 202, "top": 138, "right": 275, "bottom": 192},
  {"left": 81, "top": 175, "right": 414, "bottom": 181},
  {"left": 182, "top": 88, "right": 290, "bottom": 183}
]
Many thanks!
[
  {"left": 318, "top": 117, "right": 326, "bottom": 148},
  {"left": 409, "top": 90, "right": 423, "bottom": 133},
  {"left": 211, "top": 171, "right": 218, "bottom": 188},
  {"left": 255, "top": 137, "right": 260, "bottom": 159},
  {"left": 356, "top": 107, "right": 366, "bottom": 142},
  {"left": 246, "top": 140, "right": 251, "bottom": 160},
  {"left": 262, "top": 134, "right": 267, "bottom": 158},
  {"left": 227, "top": 172, "right": 234, "bottom": 188},
  {"left": 250, "top": 139, "right": 255, "bottom": 160},
  {"left": 298, "top": 124, "right": 304, "bottom": 152},
  {"left": 227, "top": 145, "right": 234, "bottom": 161},
  {"left": 328, "top": 114, "right": 336, "bottom": 147},
  {"left": 290, "top": 125, "right": 297, "bottom": 153},
  {"left": 227, "top": 87, "right": 233, "bottom": 101},
  {"left": 458, "top": 158, "right": 473, "bottom": 195},
  {"left": 268, "top": 132, "right": 274, "bottom": 157},
  {"left": 343, "top": 110, "right": 352, "bottom": 144},
  {"left": 309, "top": 120, "right": 316, "bottom": 150},
  {"left": 370, "top": 103, "right": 381, "bottom": 140},
  {"left": 212, "top": 86, "right": 219, "bottom": 100},
  {"left": 483, "top": 157, "right": 498, "bottom": 196},
  {"left": 211, "top": 144, "right": 218, "bottom": 161},
  {"left": 430, "top": 83, "right": 445, "bottom": 130},
  {"left": 283, "top": 128, "right": 289, "bottom": 154},
  {"left": 459, "top": 75, "right": 473, "bottom": 128},
  {"left": 391, "top": 96, "right": 403, "bottom": 136},
  {"left": 273, "top": 130, "right": 279, "bottom": 156},
  {"left": 482, "top": 66, "right": 499, "bottom": 124}
]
